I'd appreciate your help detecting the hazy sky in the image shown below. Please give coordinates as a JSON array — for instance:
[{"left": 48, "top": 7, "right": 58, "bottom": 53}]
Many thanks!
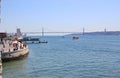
[{"left": 0, "top": 0, "right": 120, "bottom": 33}]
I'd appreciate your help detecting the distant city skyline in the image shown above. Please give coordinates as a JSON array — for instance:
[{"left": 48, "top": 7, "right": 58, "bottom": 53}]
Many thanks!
[{"left": 0, "top": 0, "right": 120, "bottom": 35}]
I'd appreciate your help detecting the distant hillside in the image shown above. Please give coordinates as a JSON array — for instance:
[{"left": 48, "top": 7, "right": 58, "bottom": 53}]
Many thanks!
[{"left": 70, "top": 31, "right": 120, "bottom": 36}]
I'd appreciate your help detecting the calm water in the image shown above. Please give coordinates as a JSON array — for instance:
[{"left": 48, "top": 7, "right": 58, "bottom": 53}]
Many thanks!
[{"left": 3, "top": 35, "right": 120, "bottom": 78}]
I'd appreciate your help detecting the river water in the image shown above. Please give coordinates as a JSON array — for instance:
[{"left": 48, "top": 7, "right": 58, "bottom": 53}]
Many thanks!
[{"left": 3, "top": 35, "right": 120, "bottom": 78}]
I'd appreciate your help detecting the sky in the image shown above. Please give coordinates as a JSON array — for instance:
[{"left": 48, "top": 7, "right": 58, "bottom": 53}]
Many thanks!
[{"left": 0, "top": 0, "right": 120, "bottom": 35}]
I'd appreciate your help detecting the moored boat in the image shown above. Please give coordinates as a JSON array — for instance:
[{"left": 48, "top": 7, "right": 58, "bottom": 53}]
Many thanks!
[
  {"left": 1, "top": 46, "right": 29, "bottom": 62},
  {"left": 0, "top": 39, "right": 29, "bottom": 62},
  {"left": 0, "top": 28, "right": 29, "bottom": 62}
]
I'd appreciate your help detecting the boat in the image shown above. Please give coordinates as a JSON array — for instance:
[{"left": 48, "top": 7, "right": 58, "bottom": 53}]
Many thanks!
[
  {"left": 0, "top": 29, "right": 29, "bottom": 62},
  {"left": 72, "top": 36, "right": 79, "bottom": 40},
  {"left": 1, "top": 45, "right": 29, "bottom": 62},
  {"left": 0, "top": 37, "right": 29, "bottom": 62}
]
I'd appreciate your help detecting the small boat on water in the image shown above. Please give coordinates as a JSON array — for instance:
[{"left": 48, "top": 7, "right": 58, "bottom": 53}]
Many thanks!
[{"left": 72, "top": 36, "right": 79, "bottom": 40}]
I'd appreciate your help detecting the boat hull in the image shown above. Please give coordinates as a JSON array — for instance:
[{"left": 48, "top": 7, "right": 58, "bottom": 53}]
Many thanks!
[{"left": 1, "top": 48, "right": 29, "bottom": 62}]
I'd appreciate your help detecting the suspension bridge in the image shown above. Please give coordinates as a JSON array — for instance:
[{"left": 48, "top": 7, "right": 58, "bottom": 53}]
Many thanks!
[
  {"left": 21, "top": 31, "right": 83, "bottom": 36},
  {"left": 20, "top": 27, "right": 84, "bottom": 36}
]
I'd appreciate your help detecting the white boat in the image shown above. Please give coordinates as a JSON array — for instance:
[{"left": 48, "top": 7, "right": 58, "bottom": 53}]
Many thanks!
[
  {"left": 1, "top": 40, "right": 29, "bottom": 62},
  {"left": 0, "top": 29, "right": 29, "bottom": 62},
  {"left": 1, "top": 47, "right": 29, "bottom": 62}
]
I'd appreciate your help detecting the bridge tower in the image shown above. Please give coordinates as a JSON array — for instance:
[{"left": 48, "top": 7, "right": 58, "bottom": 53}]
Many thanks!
[
  {"left": 83, "top": 27, "right": 85, "bottom": 35},
  {"left": 42, "top": 27, "right": 44, "bottom": 36},
  {"left": 104, "top": 28, "right": 107, "bottom": 32}
]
